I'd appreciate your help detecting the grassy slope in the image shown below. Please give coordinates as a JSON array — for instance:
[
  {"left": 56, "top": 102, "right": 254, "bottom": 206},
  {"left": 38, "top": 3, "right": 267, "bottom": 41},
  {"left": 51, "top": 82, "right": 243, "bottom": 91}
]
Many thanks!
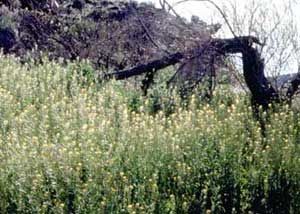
[{"left": 0, "top": 55, "right": 299, "bottom": 213}]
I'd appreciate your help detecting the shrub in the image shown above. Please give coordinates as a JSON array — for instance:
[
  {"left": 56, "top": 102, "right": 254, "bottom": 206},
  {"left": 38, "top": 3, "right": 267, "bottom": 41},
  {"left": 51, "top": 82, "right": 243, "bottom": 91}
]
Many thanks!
[{"left": 0, "top": 56, "right": 299, "bottom": 213}]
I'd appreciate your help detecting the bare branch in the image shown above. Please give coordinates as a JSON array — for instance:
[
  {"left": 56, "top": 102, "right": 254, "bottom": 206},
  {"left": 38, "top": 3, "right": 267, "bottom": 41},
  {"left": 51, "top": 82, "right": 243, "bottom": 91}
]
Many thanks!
[{"left": 173, "top": 0, "right": 237, "bottom": 38}]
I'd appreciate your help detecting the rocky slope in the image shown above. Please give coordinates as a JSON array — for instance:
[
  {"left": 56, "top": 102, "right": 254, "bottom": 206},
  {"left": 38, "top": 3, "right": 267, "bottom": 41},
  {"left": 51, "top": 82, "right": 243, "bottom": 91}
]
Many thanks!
[{"left": 0, "top": 0, "right": 220, "bottom": 72}]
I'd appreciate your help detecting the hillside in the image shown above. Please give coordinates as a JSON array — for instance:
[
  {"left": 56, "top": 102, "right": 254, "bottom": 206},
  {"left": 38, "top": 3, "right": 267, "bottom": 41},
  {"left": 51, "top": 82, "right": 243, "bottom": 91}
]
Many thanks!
[{"left": 0, "top": 0, "right": 220, "bottom": 71}]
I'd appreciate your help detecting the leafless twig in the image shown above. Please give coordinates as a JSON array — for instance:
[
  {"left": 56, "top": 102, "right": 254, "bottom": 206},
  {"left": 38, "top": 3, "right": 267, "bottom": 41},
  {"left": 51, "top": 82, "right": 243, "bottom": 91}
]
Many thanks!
[{"left": 173, "top": 0, "right": 237, "bottom": 38}]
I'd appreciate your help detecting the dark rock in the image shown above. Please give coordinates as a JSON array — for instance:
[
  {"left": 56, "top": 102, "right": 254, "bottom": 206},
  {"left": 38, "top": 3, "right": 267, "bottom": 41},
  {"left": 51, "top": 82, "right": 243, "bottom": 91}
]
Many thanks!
[
  {"left": 87, "top": 10, "right": 102, "bottom": 21},
  {"left": 100, "top": 1, "right": 113, "bottom": 7},
  {"left": 20, "top": 0, "right": 43, "bottom": 10},
  {"left": 0, "top": 27, "right": 16, "bottom": 53},
  {"left": 72, "top": 0, "right": 85, "bottom": 10}
]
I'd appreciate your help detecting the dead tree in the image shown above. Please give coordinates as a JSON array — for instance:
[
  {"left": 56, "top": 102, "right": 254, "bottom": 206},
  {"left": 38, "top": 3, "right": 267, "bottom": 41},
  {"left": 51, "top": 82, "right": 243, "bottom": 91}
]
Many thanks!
[
  {"left": 105, "top": 36, "right": 284, "bottom": 109},
  {"left": 211, "top": 37, "right": 280, "bottom": 109}
]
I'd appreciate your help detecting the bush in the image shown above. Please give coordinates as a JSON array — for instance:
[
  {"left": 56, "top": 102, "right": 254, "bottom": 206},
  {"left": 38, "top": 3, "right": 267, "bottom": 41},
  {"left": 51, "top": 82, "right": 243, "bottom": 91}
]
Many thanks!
[{"left": 0, "top": 56, "right": 299, "bottom": 213}]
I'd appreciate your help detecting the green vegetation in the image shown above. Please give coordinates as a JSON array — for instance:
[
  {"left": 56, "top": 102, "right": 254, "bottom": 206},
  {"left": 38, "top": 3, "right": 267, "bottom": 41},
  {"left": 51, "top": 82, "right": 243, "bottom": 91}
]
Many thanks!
[{"left": 0, "top": 55, "right": 299, "bottom": 213}]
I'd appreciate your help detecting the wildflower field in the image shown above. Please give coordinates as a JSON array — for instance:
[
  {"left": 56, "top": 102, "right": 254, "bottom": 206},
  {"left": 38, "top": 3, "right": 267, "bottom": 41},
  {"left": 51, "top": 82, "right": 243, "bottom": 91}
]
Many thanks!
[{"left": 0, "top": 55, "right": 299, "bottom": 214}]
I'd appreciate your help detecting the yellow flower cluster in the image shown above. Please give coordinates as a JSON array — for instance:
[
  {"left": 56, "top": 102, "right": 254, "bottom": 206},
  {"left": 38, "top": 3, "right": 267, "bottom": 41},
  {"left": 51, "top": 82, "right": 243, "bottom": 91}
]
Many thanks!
[{"left": 0, "top": 55, "right": 299, "bottom": 213}]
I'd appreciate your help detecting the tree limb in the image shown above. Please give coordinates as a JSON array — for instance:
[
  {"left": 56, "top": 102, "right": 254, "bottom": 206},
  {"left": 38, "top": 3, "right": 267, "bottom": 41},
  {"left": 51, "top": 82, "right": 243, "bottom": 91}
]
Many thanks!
[{"left": 103, "top": 52, "right": 184, "bottom": 80}]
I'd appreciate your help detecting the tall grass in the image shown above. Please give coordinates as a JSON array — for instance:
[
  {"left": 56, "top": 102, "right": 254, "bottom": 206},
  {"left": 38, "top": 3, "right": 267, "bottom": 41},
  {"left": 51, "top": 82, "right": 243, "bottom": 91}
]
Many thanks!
[{"left": 0, "top": 55, "right": 299, "bottom": 213}]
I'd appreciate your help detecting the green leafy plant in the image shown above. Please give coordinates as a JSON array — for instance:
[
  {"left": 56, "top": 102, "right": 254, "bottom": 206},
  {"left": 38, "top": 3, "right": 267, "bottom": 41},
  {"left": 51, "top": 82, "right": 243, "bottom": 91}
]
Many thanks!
[{"left": 0, "top": 56, "right": 299, "bottom": 213}]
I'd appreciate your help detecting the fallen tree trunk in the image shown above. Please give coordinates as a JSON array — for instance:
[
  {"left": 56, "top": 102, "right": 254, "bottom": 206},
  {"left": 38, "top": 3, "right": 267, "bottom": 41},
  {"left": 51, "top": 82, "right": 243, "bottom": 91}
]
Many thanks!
[
  {"left": 104, "top": 36, "right": 282, "bottom": 108},
  {"left": 103, "top": 52, "right": 184, "bottom": 80}
]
